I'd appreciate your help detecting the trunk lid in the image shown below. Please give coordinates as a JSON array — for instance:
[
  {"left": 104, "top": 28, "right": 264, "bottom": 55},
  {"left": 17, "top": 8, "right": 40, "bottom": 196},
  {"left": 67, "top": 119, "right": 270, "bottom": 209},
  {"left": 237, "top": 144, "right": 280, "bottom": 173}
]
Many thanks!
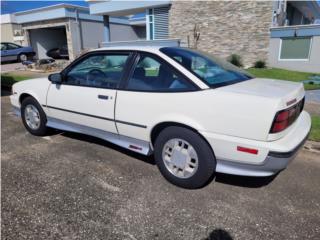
[
  {"left": 218, "top": 78, "right": 305, "bottom": 109},
  {"left": 214, "top": 78, "right": 305, "bottom": 141}
]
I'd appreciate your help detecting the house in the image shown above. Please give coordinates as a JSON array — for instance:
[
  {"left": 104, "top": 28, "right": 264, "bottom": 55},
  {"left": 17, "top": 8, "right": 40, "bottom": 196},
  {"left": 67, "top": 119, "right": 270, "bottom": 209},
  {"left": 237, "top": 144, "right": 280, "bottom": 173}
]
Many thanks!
[
  {"left": 88, "top": 0, "right": 320, "bottom": 73},
  {"left": 4, "top": 4, "right": 146, "bottom": 60},
  {"left": 269, "top": 1, "right": 320, "bottom": 72}
]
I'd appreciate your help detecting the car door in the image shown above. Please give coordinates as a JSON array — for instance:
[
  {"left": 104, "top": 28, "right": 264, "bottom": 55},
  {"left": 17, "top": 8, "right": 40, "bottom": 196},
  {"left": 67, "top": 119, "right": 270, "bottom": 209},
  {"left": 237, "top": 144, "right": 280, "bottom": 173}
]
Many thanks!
[
  {"left": 115, "top": 52, "right": 198, "bottom": 142},
  {"left": 46, "top": 52, "right": 132, "bottom": 134},
  {"left": 0, "top": 43, "right": 13, "bottom": 62},
  {"left": 6, "top": 43, "right": 21, "bottom": 61}
]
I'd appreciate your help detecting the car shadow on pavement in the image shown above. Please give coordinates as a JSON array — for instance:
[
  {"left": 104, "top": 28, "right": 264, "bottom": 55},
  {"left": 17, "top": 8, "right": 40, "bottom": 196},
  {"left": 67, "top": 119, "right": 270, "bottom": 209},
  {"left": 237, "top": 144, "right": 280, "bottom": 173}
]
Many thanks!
[
  {"left": 203, "top": 228, "right": 233, "bottom": 240},
  {"left": 61, "top": 131, "right": 156, "bottom": 165},
  {"left": 215, "top": 172, "right": 278, "bottom": 188},
  {"left": 45, "top": 128, "right": 276, "bottom": 188}
]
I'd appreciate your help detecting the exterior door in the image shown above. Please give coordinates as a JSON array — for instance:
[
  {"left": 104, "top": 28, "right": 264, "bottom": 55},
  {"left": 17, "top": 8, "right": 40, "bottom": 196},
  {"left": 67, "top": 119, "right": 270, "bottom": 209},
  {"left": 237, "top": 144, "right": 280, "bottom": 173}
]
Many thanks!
[{"left": 46, "top": 52, "right": 131, "bottom": 134}]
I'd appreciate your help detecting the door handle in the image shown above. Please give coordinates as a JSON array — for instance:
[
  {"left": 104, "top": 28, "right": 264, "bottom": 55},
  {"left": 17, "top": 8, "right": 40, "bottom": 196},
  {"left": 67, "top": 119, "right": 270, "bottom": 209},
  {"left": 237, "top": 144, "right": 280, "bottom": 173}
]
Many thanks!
[{"left": 98, "top": 95, "right": 109, "bottom": 100}]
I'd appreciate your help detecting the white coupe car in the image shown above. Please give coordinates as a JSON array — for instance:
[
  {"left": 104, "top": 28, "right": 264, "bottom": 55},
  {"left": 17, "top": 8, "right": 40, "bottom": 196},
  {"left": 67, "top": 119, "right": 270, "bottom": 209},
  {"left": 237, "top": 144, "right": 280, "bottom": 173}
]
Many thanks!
[{"left": 10, "top": 46, "right": 311, "bottom": 188}]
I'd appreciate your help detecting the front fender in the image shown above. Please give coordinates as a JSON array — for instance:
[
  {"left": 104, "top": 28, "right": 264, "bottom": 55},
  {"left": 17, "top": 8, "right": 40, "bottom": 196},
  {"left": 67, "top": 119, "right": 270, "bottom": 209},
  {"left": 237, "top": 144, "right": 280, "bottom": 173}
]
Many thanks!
[{"left": 12, "top": 78, "right": 51, "bottom": 107}]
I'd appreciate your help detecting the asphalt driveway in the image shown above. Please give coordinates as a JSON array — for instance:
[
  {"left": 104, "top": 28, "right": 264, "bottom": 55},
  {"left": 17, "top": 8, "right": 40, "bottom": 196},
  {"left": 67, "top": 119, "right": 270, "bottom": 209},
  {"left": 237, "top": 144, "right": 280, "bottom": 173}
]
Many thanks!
[{"left": 1, "top": 91, "right": 320, "bottom": 240}]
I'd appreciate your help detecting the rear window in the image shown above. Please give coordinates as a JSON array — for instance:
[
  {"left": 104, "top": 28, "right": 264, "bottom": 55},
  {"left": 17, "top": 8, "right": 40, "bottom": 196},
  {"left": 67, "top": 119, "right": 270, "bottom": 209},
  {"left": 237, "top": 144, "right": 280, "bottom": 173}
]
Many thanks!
[{"left": 160, "top": 47, "right": 252, "bottom": 88}]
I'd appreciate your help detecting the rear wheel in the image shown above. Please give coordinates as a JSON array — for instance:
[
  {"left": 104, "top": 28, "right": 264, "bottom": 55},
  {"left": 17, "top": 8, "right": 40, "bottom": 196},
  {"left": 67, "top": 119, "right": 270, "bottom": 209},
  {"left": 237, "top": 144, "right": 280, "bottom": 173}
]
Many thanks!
[
  {"left": 154, "top": 126, "right": 216, "bottom": 189},
  {"left": 21, "top": 97, "right": 48, "bottom": 136},
  {"left": 18, "top": 53, "right": 27, "bottom": 62}
]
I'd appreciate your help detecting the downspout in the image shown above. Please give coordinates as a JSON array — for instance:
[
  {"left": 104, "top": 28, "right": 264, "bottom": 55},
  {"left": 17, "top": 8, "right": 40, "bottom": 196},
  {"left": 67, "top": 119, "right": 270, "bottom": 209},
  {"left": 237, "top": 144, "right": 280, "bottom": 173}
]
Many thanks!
[{"left": 75, "top": 8, "right": 84, "bottom": 50}]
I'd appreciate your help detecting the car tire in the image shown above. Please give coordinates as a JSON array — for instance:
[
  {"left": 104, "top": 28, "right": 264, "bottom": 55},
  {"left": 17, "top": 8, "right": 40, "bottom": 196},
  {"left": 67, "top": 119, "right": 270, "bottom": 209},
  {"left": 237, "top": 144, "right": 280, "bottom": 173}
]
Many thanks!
[
  {"left": 18, "top": 53, "right": 27, "bottom": 62},
  {"left": 154, "top": 126, "right": 216, "bottom": 189},
  {"left": 21, "top": 97, "right": 48, "bottom": 136}
]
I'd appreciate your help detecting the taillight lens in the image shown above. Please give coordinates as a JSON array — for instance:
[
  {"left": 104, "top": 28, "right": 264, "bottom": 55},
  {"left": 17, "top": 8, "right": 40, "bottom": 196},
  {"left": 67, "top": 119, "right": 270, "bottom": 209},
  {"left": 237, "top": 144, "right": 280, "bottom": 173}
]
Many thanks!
[
  {"left": 271, "top": 120, "right": 288, "bottom": 133},
  {"left": 270, "top": 98, "right": 304, "bottom": 134}
]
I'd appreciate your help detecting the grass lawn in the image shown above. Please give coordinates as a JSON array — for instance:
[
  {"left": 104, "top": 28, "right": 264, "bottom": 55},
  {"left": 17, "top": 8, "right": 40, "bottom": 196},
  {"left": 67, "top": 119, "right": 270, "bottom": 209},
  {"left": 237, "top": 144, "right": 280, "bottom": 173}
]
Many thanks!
[
  {"left": 1, "top": 73, "right": 31, "bottom": 87},
  {"left": 310, "top": 116, "right": 320, "bottom": 142},
  {"left": 247, "top": 68, "right": 320, "bottom": 90},
  {"left": 1, "top": 72, "right": 49, "bottom": 88}
]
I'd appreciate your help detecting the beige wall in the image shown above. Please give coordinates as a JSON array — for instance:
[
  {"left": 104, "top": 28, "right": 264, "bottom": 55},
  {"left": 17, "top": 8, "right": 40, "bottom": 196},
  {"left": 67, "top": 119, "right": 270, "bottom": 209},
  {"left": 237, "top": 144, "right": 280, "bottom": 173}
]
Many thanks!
[
  {"left": 1, "top": 23, "right": 23, "bottom": 43},
  {"left": 268, "top": 36, "right": 320, "bottom": 73},
  {"left": 169, "top": 1, "right": 273, "bottom": 67}
]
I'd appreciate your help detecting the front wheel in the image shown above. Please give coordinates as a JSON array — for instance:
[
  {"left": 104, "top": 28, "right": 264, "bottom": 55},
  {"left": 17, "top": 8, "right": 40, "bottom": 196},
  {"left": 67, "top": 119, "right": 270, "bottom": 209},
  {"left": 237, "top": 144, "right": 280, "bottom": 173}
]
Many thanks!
[
  {"left": 154, "top": 126, "right": 216, "bottom": 189},
  {"left": 21, "top": 97, "right": 48, "bottom": 136}
]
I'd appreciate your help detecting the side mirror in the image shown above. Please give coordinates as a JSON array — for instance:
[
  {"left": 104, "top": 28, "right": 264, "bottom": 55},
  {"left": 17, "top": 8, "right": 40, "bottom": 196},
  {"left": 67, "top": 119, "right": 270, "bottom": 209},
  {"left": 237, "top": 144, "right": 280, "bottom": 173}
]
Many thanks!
[{"left": 48, "top": 73, "right": 62, "bottom": 84}]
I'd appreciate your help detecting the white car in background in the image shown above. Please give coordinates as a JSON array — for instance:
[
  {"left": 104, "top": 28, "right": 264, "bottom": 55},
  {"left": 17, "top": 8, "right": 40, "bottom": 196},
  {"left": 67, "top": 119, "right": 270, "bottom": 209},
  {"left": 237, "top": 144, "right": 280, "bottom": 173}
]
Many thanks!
[{"left": 10, "top": 46, "right": 311, "bottom": 189}]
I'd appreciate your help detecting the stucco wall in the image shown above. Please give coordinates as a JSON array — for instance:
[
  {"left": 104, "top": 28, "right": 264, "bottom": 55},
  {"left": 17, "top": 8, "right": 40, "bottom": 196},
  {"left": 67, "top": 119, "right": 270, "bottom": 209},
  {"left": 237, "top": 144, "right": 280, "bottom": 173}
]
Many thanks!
[
  {"left": 110, "top": 23, "right": 142, "bottom": 41},
  {"left": 1, "top": 24, "right": 14, "bottom": 42},
  {"left": 268, "top": 36, "right": 320, "bottom": 73},
  {"left": 80, "top": 20, "right": 104, "bottom": 49},
  {"left": 169, "top": 1, "right": 273, "bottom": 67},
  {"left": 1, "top": 23, "right": 23, "bottom": 43}
]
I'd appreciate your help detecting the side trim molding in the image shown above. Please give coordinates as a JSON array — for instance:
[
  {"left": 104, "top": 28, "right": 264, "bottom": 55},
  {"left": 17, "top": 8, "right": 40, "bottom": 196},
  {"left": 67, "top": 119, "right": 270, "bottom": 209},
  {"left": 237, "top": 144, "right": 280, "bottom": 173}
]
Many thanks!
[
  {"left": 46, "top": 117, "right": 152, "bottom": 155},
  {"left": 43, "top": 105, "right": 147, "bottom": 128}
]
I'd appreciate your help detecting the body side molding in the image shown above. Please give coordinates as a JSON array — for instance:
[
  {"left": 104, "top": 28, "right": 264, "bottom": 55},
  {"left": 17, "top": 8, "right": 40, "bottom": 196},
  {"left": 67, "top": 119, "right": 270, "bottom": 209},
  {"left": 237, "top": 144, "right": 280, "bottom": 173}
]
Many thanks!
[
  {"left": 43, "top": 105, "right": 147, "bottom": 128},
  {"left": 46, "top": 117, "right": 152, "bottom": 155}
]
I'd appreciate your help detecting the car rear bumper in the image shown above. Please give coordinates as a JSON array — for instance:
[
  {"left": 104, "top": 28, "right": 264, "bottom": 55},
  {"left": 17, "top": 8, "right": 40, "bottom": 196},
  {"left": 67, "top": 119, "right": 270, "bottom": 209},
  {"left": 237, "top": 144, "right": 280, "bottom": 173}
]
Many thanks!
[
  {"left": 201, "top": 111, "right": 311, "bottom": 177},
  {"left": 215, "top": 133, "right": 309, "bottom": 177}
]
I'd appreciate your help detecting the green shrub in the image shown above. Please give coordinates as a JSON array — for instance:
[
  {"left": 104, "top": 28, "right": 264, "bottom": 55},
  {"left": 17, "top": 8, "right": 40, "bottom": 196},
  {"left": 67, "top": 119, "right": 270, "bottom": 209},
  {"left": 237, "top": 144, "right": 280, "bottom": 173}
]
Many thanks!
[
  {"left": 254, "top": 60, "right": 266, "bottom": 68},
  {"left": 227, "top": 54, "right": 243, "bottom": 67}
]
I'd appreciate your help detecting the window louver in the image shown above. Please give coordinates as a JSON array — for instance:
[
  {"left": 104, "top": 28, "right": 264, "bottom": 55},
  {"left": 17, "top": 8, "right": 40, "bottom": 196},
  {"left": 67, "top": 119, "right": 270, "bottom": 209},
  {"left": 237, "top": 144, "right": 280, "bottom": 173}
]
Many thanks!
[{"left": 153, "top": 6, "right": 169, "bottom": 40}]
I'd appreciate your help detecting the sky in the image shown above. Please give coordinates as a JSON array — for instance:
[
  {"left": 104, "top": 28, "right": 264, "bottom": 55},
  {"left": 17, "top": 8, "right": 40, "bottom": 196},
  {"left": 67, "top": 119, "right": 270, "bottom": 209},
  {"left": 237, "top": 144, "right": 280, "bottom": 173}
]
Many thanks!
[{"left": 1, "top": 0, "right": 88, "bottom": 14}]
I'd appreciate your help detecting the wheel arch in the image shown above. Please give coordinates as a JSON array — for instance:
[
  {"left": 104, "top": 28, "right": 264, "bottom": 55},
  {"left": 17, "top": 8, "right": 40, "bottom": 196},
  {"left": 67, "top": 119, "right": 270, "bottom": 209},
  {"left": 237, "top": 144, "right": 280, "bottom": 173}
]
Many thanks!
[
  {"left": 150, "top": 121, "right": 216, "bottom": 158},
  {"left": 19, "top": 92, "right": 40, "bottom": 106}
]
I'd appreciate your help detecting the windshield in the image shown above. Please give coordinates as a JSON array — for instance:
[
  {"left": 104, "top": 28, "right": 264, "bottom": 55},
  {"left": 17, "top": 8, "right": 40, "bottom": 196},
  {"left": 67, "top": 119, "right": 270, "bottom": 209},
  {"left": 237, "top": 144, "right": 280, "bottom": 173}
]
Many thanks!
[{"left": 160, "top": 47, "right": 253, "bottom": 88}]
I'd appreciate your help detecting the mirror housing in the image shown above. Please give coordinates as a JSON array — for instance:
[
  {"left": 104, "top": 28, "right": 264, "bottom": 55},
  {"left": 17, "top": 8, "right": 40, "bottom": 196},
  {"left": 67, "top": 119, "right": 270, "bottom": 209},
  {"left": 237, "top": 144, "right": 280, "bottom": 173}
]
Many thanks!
[{"left": 48, "top": 73, "right": 62, "bottom": 84}]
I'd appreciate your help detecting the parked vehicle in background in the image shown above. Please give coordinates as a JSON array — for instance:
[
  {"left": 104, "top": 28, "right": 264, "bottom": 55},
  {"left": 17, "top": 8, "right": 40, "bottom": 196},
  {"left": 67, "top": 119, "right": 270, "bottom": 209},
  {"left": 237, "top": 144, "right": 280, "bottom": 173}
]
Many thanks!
[
  {"left": 0, "top": 42, "right": 35, "bottom": 63},
  {"left": 46, "top": 45, "right": 69, "bottom": 59},
  {"left": 10, "top": 46, "right": 311, "bottom": 189}
]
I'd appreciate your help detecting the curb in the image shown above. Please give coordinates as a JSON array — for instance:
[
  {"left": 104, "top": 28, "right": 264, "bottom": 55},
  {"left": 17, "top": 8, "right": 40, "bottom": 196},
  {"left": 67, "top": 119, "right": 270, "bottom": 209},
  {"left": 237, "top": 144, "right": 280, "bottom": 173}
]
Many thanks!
[{"left": 304, "top": 140, "right": 320, "bottom": 153}]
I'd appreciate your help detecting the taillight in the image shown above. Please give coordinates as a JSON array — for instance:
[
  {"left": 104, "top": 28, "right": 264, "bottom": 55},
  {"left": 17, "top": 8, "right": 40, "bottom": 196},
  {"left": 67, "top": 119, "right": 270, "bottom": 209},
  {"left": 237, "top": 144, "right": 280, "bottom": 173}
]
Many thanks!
[
  {"left": 271, "top": 119, "right": 289, "bottom": 133},
  {"left": 270, "top": 98, "right": 304, "bottom": 134}
]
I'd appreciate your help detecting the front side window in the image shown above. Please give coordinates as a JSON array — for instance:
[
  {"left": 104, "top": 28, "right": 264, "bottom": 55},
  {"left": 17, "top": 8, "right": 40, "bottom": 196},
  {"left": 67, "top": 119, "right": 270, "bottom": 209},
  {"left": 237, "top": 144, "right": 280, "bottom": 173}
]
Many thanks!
[
  {"left": 1, "top": 43, "right": 7, "bottom": 51},
  {"left": 7, "top": 43, "right": 21, "bottom": 50},
  {"left": 65, "top": 53, "right": 129, "bottom": 88},
  {"left": 280, "top": 37, "right": 311, "bottom": 60},
  {"left": 160, "top": 47, "right": 252, "bottom": 88},
  {"left": 127, "top": 54, "right": 196, "bottom": 91}
]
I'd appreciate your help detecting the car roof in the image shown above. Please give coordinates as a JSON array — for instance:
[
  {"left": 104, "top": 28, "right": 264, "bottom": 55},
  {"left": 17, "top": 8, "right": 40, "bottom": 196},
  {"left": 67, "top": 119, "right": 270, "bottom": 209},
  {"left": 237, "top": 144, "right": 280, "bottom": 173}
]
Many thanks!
[{"left": 90, "top": 45, "right": 165, "bottom": 53}]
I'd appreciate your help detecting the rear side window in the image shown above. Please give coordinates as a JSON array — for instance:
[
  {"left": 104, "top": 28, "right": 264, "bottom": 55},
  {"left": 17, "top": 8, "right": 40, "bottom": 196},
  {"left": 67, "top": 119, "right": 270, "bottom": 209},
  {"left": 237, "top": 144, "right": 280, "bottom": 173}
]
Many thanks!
[
  {"left": 160, "top": 47, "right": 252, "bottom": 88},
  {"left": 126, "top": 54, "right": 196, "bottom": 92},
  {"left": 65, "top": 53, "right": 129, "bottom": 89}
]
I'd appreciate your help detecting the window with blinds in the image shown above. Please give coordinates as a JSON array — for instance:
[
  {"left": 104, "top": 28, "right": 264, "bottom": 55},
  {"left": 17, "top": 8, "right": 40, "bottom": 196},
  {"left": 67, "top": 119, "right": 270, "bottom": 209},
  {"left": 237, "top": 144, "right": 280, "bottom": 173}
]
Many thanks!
[{"left": 280, "top": 37, "right": 312, "bottom": 60}]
